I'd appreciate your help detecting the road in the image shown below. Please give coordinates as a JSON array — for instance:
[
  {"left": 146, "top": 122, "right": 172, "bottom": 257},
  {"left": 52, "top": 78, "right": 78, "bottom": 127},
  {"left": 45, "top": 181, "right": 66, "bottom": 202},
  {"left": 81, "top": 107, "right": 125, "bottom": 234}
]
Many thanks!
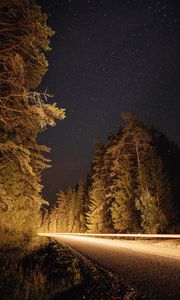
[{"left": 45, "top": 234, "right": 180, "bottom": 300}]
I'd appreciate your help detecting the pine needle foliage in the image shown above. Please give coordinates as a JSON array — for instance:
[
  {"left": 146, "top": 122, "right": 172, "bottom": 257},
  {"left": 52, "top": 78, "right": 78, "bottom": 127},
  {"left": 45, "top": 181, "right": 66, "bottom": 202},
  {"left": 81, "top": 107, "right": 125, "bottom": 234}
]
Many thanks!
[{"left": 0, "top": 0, "right": 65, "bottom": 240}]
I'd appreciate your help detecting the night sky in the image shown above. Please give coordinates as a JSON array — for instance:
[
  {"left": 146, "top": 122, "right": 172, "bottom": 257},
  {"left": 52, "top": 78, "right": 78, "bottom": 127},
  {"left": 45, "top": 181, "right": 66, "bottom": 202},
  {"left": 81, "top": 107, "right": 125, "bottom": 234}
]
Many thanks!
[{"left": 37, "top": 0, "right": 180, "bottom": 204}]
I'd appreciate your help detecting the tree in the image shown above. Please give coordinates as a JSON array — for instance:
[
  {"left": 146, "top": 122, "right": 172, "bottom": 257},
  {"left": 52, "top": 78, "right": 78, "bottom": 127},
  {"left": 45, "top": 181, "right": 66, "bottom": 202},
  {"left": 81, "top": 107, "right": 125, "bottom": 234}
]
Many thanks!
[
  {"left": 66, "top": 186, "right": 76, "bottom": 232},
  {"left": 56, "top": 190, "right": 69, "bottom": 232},
  {"left": 72, "top": 180, "right": 86, "bottom": 232},
  {"left": 150, "top": 128, "right": 180, "bottom": 220},
  {"left": 86, "top": 180, "right": 109, "bottom": 233},
  {"left": 136, "top": 190, "right": 167, "bottom": 233},
  {"left": 49, "top": 207, "right": 58, "bottom": 233},
  {"left": 87, "top": 141, "right": 114, "bottom": 231},
  {"left": 111, "top": 158, "right": 140, "bottom": 232},
  {"left": 0, "top": 0, "right": 65, "bottom": 239},
  {"left": 136, "top": 149, "right": 175, "bottom": 233},
  {"left": 39, "top": 209, "right": 49, "bottom": 233},
  {"left": 109, "top": 113, "right": 175, "bottom": 233},
  {"left": 120, "top": 113, "right": 152, "bottom": 193}
]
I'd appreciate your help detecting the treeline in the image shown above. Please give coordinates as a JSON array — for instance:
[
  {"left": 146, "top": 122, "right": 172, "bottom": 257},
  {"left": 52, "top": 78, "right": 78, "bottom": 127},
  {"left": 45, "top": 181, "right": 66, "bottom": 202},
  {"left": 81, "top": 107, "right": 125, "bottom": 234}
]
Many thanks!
[
  {"left": 0, "top": 0, "right": 64, "bottom": 242},
  {"left": 41, "top": 181, "right": 86, "bottom": 233},
  {"left": 44, "top": 113, "right": 180, "bottom": 234}
]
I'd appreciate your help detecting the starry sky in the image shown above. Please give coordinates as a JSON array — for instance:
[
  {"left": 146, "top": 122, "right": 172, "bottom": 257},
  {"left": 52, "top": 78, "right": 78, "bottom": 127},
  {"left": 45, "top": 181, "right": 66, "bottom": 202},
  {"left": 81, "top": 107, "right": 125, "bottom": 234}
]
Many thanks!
[{"left": 37, "top": 0, "right": 180, "bottom": 204}]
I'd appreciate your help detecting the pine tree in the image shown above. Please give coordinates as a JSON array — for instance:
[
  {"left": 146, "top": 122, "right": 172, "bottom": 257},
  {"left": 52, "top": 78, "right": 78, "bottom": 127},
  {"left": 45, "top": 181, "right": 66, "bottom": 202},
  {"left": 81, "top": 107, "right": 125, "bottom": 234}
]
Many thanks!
[{"left": 0, "top": 0, "right": 65, "bottom": 239}]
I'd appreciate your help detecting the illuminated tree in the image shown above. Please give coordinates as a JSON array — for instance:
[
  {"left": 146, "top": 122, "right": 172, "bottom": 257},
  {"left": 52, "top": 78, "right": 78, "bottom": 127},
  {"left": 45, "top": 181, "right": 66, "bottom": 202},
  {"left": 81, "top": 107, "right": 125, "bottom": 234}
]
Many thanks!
[
  {"left": 86, "top": 180, "right": 109, "bottom": 233},
  {"left": 119, "top": 113, "right": 152, "bottom": 193},
  {"left": 39, "top": 209, "right": 49, "bottom": 233},
  {"left": 136, "top": 191, "right": 166, "bottom": 233},
  {"left": 136, "top": 150, "right": 175, "bottom": 233},
  {"left": 72, "top": 180, "right": 86, "bottom": 232},
  {"left": 111, "top": 158, "right": 139, "bottom": 232},
  {"left": 66, "top": 186, "right": 76, "bottom": 233},
  {"left": 88, "top": 142, "right": 114, "bottom": 231},
  {"left": 0, "top": 0, "right": 65, "bottom": 239},
  {"left": 49, "top": 207, "right": 58, "bottom": 233},
  {"left": 56, "top": 190, "right": 69, "bottom": 232},
  {"left": 55, "top": 182, "right": 86, "bottom": 233},
  {"left": 108, "top": 114, "right": 175, "bottom": 233}
]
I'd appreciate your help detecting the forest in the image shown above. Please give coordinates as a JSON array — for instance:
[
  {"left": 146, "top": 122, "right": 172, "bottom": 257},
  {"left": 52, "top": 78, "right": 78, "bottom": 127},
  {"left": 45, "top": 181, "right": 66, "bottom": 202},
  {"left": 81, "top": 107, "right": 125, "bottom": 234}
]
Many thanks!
[
  {"left": 0, "top": 0, "right": 65, "bottom": 245},
  {"left": 1, "top": 2, "right": 180, "bottom": 299},
  {"left": 42, "top": 114, "right": 180, "bottom": 235},
  {"left": 0, "top": 0, "right": 180, "bottom": 247}
]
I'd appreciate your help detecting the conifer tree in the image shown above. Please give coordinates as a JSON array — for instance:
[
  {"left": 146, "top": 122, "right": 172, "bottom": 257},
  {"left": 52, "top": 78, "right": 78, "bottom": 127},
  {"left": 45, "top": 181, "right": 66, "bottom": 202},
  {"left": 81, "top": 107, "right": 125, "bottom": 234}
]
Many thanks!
[
  {"left": 88, "top": 142, "right": 114, "bottom": 231},
  {"left": 72, "top": 180, "right": 86, "bottom": 232},
  {"left": 150, "top": 128, "right": 180, "bottom": 220},
  {"left": 136, "top": 149, "right": 175, "bottom": 232},
  {"left": 56, "top": 183, "right": 86, "bottom": 233},
  {"left": 66, "top": 186, "right": 76, "bottom": 232},
  {"left": 120, "top": 113, "right": 152, "bottom": 193},
  {"left": 111, "top": 158, "right": 140, "bottom": 232},
  {"left": 0, "top": 0, "right": 65, "bottom": 239},
  {"left": 86, "top": 180, "right": 109, "bottom": 233},
  {"left": 109, "top": 113, "right": 175, "bottom": 233},
  {"left": 49, "top": 207, "right": 58, "bottom": 233},
  {"left": 56, "top": 190, "right": 69, "bottom": 232},
  {"left": 39, "top": 209, "right": 49, "bottom": 233}
]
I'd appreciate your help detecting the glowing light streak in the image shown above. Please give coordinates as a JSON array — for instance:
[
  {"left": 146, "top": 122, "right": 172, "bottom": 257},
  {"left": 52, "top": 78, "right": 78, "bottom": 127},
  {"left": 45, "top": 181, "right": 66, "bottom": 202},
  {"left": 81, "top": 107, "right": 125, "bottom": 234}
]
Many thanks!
[{"left": 38, "top": 233, "right": 180, "bottom": 239}]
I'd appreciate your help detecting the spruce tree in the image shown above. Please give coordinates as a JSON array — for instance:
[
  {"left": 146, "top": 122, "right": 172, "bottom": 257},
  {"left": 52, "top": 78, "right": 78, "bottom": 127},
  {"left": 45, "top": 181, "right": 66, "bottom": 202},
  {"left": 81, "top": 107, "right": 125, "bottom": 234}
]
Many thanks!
[
  {"left": 136, "top": 149, "right": 175, "bottom": 233},
  {"left": 56, "top": 190, "right": 69, "bottom": 232},
  {"left": 86, "top": 180, "right": 108, "bottom": 233},
  {"left": 109, "top": 113, "right": 175, "bottom": 233},
  {"left": 67, "top": 186, "right": 76, "bottom": 232},
  {"left": 73, "top": 180, "right": 86, "bottom": 232},
  {"left": 39, "top": 209, "right": 49, "bottom": 233},
  {"left": 150, "top": 128, "right": 180, "bottom": 220},
  {"left": 88, "top": 141, "right": 114, "bottom": 232},
  {"left": 49, "top": 207, "right": 58, "bottom": 233},
  {"left": 120, "top": 113, "right": 152, "bottom": 193},
  {"left": 111, "top": 158, "right": 140, "bottom": 232}
]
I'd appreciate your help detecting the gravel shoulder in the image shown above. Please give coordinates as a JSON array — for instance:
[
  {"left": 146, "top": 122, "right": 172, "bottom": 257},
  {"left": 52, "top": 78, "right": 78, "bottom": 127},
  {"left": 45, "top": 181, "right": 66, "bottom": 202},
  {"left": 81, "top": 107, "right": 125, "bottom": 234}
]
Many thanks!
[{"left": 54, "top": 241, "right": 139, "bottom": 300}]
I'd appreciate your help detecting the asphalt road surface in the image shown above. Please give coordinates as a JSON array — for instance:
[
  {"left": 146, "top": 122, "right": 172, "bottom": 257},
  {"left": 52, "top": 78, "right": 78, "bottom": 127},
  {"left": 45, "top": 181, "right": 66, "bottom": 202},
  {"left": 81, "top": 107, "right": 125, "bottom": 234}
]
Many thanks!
[{"left": 50, "top": 235, "right": 180, "bottom": 300}]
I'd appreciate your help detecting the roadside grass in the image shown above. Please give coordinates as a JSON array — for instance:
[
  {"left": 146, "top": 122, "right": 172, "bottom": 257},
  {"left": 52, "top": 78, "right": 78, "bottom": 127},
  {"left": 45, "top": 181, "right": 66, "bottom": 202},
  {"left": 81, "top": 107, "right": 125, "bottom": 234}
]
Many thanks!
[
  {"left": 0, "top": 236, "right": 139, "bottom": 300},
  {"left": 0, "top": 237, "right": 82, "bottom": 300}
]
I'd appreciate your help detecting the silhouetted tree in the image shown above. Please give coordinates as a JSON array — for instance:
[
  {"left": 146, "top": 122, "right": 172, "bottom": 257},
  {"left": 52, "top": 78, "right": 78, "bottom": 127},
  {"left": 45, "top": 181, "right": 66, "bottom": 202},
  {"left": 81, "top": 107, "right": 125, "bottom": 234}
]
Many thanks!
[{"left": 150, "top": 128, "right": 180, "bottom": 220}]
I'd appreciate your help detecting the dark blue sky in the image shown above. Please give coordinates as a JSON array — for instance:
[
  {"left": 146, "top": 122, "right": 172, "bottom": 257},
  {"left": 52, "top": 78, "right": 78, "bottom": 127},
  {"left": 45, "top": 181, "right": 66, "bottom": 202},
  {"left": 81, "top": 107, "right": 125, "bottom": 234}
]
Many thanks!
[{"left": 37, "top": 0, "right": 180, "bottom": 204}]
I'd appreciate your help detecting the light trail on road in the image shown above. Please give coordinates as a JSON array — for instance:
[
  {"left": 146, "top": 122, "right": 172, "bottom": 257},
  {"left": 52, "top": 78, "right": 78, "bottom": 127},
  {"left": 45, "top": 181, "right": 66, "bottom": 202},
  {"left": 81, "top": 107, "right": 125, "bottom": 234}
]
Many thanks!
[
  {"left": 39, "top": 232, "right": 180, "bottom": 239},
  {"left": 39, "top": 232, "right": 180, "bottom": 299},
  {"left": 39, "top": 233, "right": 180, "bottom": 260}
]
